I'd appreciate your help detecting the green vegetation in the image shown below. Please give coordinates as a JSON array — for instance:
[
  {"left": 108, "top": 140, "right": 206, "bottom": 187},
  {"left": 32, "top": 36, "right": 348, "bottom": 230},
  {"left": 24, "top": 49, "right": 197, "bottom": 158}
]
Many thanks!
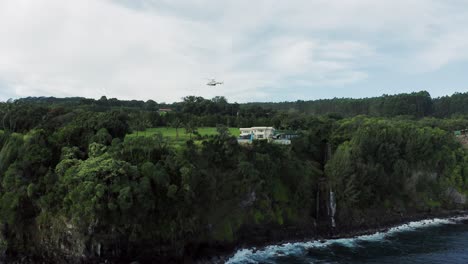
[
  {"left": 245, "top": 91, "right": 468, "bottom": 118},
  {"left": 127, "top": 127, "right": 240, "bottom": 139},
  {"left": 0, "top": 92, "right": 467, "bottom": 262},
  {"left": 327, "top": 117, "right": 468, "bottom": 220},
  {"left": 126, "top": 127, "right": 240, "bottom": 149}
]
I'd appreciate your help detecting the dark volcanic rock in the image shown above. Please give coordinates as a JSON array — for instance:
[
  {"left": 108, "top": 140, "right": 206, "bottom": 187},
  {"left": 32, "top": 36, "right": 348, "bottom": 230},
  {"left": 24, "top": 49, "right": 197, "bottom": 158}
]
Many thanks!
[{"left": 3, "top": 210, "right": 467, "bottom": 263}]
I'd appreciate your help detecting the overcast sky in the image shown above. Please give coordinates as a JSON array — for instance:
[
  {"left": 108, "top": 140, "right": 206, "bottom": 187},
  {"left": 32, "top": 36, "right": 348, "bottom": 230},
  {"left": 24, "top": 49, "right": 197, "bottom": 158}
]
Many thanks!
[{"left": 0, "top": 0, "right": 467, "bottom": 103}]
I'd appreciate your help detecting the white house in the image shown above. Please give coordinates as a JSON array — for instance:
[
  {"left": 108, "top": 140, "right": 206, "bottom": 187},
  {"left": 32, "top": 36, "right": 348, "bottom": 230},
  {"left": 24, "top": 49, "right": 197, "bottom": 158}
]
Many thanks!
[{"left": 239, "top": 127, "right": 275, "bottom": 140}]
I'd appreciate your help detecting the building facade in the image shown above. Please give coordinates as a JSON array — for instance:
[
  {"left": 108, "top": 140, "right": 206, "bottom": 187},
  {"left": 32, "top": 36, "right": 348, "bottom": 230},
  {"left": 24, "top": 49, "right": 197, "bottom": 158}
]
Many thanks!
[{"left": 239, "top": 127, "right": 276, "bottom": 140}]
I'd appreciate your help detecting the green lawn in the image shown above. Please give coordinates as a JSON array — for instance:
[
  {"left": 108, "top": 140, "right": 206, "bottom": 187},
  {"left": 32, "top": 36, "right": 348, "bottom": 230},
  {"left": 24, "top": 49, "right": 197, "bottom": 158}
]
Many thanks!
[{"left": 127, "top": 127, "right": 240, "bottom": 142}]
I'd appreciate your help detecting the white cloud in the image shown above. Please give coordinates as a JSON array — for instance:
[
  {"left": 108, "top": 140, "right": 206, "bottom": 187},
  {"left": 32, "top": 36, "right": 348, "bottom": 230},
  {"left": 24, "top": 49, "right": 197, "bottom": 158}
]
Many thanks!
[
  {"left": 0, "top": 0, "right": 467, "bottom": 102},
  {"left": 411, "top": 31, "right": 468, "bottom": 72}
]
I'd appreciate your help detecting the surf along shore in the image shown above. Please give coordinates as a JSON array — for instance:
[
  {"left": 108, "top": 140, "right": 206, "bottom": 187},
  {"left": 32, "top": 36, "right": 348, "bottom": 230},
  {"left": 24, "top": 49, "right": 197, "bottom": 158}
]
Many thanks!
[{"left": 193, "top": 210, "right": 468, "bottom": 264}]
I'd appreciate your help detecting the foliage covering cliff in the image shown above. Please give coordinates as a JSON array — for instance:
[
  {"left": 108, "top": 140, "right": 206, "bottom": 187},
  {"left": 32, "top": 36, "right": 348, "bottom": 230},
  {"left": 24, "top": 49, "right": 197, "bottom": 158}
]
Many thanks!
[{"left": 0, "top": 92, "right": 467, "bottom": 262}]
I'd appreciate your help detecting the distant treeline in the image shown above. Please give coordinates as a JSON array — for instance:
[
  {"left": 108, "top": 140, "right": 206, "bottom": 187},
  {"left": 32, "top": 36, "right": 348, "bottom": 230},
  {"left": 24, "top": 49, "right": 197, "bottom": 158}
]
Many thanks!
[
  {"left": 244, "top": 91, "right": 468, "bottom": 118},
  {"left": 2, "top": 91, "right": 467, "bottom": 135},
  {"left": 12, "top": 91, "right": 468, "bottom": 119}
]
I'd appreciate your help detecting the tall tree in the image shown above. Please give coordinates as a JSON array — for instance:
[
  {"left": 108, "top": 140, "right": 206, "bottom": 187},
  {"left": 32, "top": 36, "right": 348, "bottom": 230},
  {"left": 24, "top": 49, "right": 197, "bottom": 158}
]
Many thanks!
[{"left": 170, "top": 118, "right": 183, "bottom": 139}]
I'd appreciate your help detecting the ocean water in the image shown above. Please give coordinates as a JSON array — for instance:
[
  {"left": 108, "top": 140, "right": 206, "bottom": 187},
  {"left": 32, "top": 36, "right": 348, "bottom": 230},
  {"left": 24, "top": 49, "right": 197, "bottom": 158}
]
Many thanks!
[{"left": 226, "top": 216, "right": 468, "bottom": 264}]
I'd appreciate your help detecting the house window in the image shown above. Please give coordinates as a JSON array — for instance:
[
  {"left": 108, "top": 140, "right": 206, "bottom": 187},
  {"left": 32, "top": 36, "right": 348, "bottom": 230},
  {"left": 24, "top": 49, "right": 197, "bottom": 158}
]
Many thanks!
[{"left": 257, "top": 135, "right": 264, "bottom": 139}]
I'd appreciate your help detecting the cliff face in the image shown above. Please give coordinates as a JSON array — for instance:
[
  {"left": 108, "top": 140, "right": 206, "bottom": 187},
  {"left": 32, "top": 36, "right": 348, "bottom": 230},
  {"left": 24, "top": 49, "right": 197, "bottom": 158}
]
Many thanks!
[
  {"left": 2, "top": 217, "right": 127, "bottom": 264},
  {"left": 2, "top": 219, "right": 87, "bottom": 263},
  {"left": 1, "top": 143, "right": 466, "bottom": 263},
  {"left": 34, "top": 219, "right": 94, "bottom": 263},
  {"left": 2, "top": 170, "right": 466, "bottom": 263},
  {"left": 2, "top": 209, "right": 467, "bottom": 263}
]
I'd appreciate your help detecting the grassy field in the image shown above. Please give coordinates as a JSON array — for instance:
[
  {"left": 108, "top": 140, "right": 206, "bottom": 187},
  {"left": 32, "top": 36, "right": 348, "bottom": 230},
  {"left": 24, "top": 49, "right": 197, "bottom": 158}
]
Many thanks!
[{"left": 127, "top": 127, "right": 240, "bottom": 144}]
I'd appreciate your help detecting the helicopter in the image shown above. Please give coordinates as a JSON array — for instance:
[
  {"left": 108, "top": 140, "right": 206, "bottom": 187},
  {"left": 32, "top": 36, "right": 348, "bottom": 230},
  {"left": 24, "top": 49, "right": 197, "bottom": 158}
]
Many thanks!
[{"left": 206, "top": 78, "right": 224, "bottom": 86}]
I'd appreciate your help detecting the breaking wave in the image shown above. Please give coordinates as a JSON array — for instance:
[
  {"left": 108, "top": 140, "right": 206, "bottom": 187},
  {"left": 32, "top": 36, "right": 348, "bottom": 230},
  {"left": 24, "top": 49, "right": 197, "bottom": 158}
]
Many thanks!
[{"left": 226, "top": 215, "right": 468, "bottom": 264}]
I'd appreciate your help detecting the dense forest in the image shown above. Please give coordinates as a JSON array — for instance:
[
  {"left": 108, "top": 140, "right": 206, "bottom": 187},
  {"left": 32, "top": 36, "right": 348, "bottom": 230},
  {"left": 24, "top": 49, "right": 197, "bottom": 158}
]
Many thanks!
[
  {"left": 245, "top": 91, "right": 468, "bottom": 118},
  {"left": 0, "top": 91, "right": 467, "bottom": 262}
]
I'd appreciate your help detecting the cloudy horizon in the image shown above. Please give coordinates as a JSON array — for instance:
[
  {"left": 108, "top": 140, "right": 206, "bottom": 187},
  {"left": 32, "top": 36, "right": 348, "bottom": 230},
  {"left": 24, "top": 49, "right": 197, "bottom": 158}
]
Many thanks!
[{"left": 0, "top": 0, "right": 467, "bottom": 103}]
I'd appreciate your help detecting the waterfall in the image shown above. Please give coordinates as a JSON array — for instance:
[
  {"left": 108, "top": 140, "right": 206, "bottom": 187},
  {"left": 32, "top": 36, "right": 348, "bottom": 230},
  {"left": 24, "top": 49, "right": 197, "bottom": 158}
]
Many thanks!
[{"left": 329, "top": 190, "right": 336, "bottom": 228}]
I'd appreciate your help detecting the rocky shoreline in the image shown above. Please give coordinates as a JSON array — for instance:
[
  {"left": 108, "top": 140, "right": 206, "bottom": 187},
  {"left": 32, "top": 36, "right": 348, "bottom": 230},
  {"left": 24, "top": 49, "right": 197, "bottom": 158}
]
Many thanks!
[
  {"left": 2, "top": 210, "right": 467, "bottom": 264},
  {"left": 195, "top": 209, "right": 468, "bottom": 264}
]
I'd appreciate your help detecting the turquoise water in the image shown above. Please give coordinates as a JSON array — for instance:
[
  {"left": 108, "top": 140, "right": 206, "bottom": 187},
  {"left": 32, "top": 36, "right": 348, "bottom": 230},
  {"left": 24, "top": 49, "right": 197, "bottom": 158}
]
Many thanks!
[{"left": 227, "top": 216, "right": 468, "bottom": 264}]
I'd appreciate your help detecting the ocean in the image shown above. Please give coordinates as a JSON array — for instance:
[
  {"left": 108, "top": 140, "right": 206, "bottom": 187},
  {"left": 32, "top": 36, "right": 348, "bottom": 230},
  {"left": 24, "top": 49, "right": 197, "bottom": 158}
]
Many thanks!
[{"left": 226, "top": 216, "right": 468, "bottom": 264}]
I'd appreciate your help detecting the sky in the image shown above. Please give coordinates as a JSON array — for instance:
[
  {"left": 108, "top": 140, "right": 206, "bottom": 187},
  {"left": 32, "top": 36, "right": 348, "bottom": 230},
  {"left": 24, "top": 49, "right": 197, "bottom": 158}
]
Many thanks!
[{"left": 0, "top": 0, "right": 467, "bottom": 103}]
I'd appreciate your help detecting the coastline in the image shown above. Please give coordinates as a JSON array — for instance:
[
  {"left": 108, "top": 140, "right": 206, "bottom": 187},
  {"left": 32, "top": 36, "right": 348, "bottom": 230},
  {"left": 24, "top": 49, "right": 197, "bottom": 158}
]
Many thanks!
[
  {"left": 3, "top": 210, "right": 467, "bottom": 263},
  {"left": 196, "top": 210, "right": 468, "bottom": 264}
]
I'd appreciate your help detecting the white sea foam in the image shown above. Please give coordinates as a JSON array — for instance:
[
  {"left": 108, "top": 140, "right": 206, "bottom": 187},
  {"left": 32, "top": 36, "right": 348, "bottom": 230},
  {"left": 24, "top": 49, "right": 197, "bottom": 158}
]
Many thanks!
[
  {"left": 226, "top": 215, "right": 468, "bottom": 264},
  {"left": 355, "top": 231, "right": 386, "bottom": 242}
]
